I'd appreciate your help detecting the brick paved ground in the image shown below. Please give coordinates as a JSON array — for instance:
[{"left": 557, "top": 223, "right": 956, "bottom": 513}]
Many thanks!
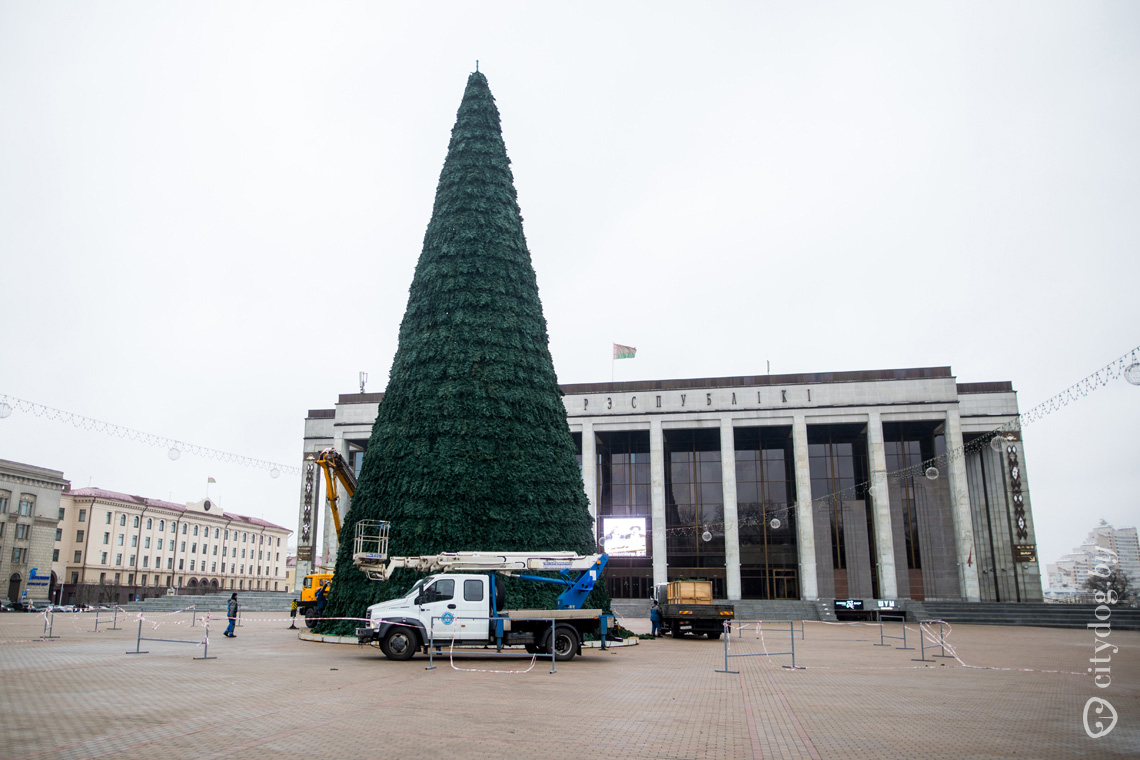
[{"left": 1, "top": 609, "right": 1137, "bottom": 759}]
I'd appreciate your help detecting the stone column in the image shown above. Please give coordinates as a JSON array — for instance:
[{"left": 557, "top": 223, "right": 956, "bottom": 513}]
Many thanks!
[
  {"left": 720, "top": 417, "right": 741, "bottom": 600},
  {"left": 580, "top": 421, "right": 597, "bottom": 527},
  {"left": 945, "top": 408, "right": 982, "bottom": 601},
  {"left": 650, "top": 419, "right": 667, "bottom": 589},
  {"left": 792, "top": 413, "right": 818, "bottom": 600},
  {"left": 867, "top": 412, "right": 898, "bottom": 599}
]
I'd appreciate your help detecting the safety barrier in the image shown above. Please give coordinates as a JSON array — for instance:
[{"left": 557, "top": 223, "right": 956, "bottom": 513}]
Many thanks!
[
  {"left": 92, "top": 608, "right": 121, "bottom": 632},
  {"left": 735, "top": 618, "right": 805, "bottom": 641},
  {"left": 126, "top": 612, "right": 216, "bottom": 660},
  {"left": 874, "top": 614, "right": 914, "bottom": 650},
  {"left": 38, "top": 610, "right": 59, "bottom": 641},
  {"left": 716, "top": 619, "right": 801, "bottom": 672},
  {"left": 425, "top": 615, "right": 560, "bottom": 673},
  {"left": 912, "top": 619, "right": 955, "bottom": 663}
]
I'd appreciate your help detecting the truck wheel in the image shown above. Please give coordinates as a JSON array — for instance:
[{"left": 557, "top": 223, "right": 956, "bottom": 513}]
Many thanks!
[
  {"left": 708, "top": 631, "right": 722, "bottom": 640},
  {"left": 524, "top": 643, "right": 539, "bottom": 654},
  {"left": 551, "top": 625, "right": 578, "bottom": 662},
  {"left": 381, "top": 628, "right": 418, "bottom": 661},
  {"left": 303, "top": 610, "right": 319, "bottom": 629},
  {"left": 671, "top": 623, "right": 684, "bottom": 639}
]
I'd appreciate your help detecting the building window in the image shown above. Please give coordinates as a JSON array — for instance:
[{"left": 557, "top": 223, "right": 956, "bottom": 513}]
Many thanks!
[
  {"left": 167, "top": 558, "right": 173, "bottom": 569},
  {"left": 119, "top": 514, "right": 126, "bottom": 526},
  {"left": 211, "top": 562, "right": 216, "bottom": 572},
  {"left": 809, "top": 425, "right": 874, "bottom": 599},
  {"left": 144, "top": 537, "right": 150, "bottom": 548},
  {"left": 114, "top": 573, "right": 120, "bottom": 584},
  {"left": 141, "top": 574, "right": 147, "bottom": 586},
  {"left": 158, "top": 519, "right": 164, "bottom": 531},
  {"left": 127, "top": 573, "right": 134, "bottom": 584},
  {"left": 180, "top": 541, "right": 186, "bottom": 552},
  {"left": 214, "top": 528, "right": 219, "bottom": 538},
  {"left": 193, "top": 525, "right": 199, "bottom": 536},
  {"left": 146, "top": 518, "right": 152, "bottom": 530},
  {"left": 230, "top": 564, "right": 234, "bottom": 573},
  {"left": 663, "top": 429, "right": 726, "bottom": 595},
  {"left": 157, "top": 538, "right": 163, "bottom": 550},
  {"left": 16, "top": 523, "right": 31, "bottom": 540},
  {"left": 734, "top": 426, "right": 798, "bottom": 600},
  {"left": 115, "top": 553, "right": 122, "bottom": 565},
  {"left": 133, "top": 516, "right": 139, "bottom": 528},
  {"left": 71, "top": 572, "right": 79, "bottom": 584},
  {"left": 101, "top": 552, "right": 108, "bottom": 564},
  {"left": 0, "top": 492, "right": 8, "bottom": 513},
  {"left": 106, "top": 512, "right": 111, "bottom": 524},
  {"left": 74, "top": 550, "right": 82, "bottom": 563},
  {"left": 190, "top": 560, "right": 196, "bottom": 571},
  {"left": 117, "top": 535, "right": 124, "bottom": 546},
  {"left": 179, "top": 559, "right": 184, "bottom": 570},
  {"left": 191, "top": 543, "right": 197, "bottom": 553},
  {"left": 55, "top": 528, "right": 62, "bottom": 541},
  {"left": 12, "top": 547, "right": 27, "bottom": 563},
  {"left": 243, "top": 533, "right": 248, "bottom": 542},
  {"left": 213, "top": 545, "right": 218, "bottom": 555},
  {"left": 143, "top": 556, "right": 149, "bottom": 567},
  {"left": 78, "top": 508, "right": 86, "bottom": 522},
  {"left": 128, "top": 554, "right": 135, "bottom": 565},
  {"left": 171, "top": 522, "right": 177, "bottom": 533},
  {"left": 103, "top": 532, "right": 110, "bottom": 545},
  {"left": 53, "top": 549, "right": 60, "bottom": 562},
  {"left": 99, "top": 572, "right": 106, "bottom": 584},
  {"left": 58, "top": 507, "right": 66, "bottom": 520},
  {"left": 182, "top": 524, "right": 187, "bottom": 535},
  {"left": 241, "top": 549, "right": 246, "bottom": 558},
  {"left": 18, "top": 497, "right": 34, "bottom": 516},
  {"left": 76, "top": 530, "right": 84, "bottom": 542}
]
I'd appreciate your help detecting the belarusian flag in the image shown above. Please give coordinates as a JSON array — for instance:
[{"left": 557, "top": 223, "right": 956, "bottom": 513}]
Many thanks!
[
  {"left": 613, "top": 343, "right": 637, "bottom": 360},
  {"left": 208, "top": 477, "right": 217, "bottom": 484}
]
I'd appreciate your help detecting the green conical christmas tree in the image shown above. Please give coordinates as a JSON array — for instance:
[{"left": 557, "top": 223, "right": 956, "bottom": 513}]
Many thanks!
[{"left": 321, "top": 71, "right": 603, "bottom": 632}]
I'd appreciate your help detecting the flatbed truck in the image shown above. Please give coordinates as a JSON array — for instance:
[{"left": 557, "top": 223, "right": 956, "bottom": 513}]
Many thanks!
[{"left": 655, "top": 581, "right": 734, "bottom": 639}]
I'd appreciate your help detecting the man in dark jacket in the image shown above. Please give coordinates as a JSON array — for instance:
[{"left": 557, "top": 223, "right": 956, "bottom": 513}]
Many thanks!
[{"left": 224, "top": 593, "right": 238, "bottom": 638}]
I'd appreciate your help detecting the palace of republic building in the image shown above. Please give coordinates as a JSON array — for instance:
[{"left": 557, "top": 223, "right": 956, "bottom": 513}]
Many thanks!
[{"left": 298, "top": 366, "right": 1042, "bottom": 603}]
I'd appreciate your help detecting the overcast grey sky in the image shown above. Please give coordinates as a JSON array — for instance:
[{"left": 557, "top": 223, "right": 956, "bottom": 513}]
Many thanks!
[{"left": 1, "top": 2, "right": 1137, "bottom": 586}]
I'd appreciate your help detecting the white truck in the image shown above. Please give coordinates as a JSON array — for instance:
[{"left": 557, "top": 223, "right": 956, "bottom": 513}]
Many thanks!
[{"left": 351, "top": 521, "right": 618, "bottom": 662}]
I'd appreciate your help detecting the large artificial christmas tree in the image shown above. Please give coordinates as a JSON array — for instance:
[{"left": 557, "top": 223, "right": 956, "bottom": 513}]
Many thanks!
[{"left": 321, "top": 71, "right": 604, "bottom": 633}]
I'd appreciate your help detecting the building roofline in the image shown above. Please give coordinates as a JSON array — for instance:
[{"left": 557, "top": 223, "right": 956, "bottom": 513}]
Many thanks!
[{"left": 66, "top": 487, "right": 292, "bottom": 533}]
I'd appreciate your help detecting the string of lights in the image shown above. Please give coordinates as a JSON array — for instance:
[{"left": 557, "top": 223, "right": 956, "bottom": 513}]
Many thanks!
[
  {"left": 2, "top": 345, "right": 1136, "bottom": 499},
  {"left": 0, "top": 394, "right": 299, "bottom": 478}
]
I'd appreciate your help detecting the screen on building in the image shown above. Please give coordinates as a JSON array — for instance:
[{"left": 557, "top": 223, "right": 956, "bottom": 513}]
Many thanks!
[{"left": 602, "top": 517, "right": 647, "bottom": 557}]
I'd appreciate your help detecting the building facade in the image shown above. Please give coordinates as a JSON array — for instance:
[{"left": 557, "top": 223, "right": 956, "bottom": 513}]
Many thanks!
[
  {"left": 53, "top": 487, "right": 292, "bottom": 606},
  {"left": 1047, "top": 520, "right": 1140, "bottom": 598},
  {"left": 299, "top": 366, "right": 1043, "bottom": 603},
  {"left": 1, "top": 459, "right": 69, "bottom": 605}
]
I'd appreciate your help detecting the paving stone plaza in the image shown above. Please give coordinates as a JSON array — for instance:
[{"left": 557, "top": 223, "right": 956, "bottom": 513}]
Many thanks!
[{"left": 2, "top": 610, "right": 1137, "bottom": 759}]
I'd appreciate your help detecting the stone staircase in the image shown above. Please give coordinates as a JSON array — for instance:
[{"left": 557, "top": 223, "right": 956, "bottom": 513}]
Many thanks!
[
  {"left": 919, "top": 601, "right": 1140, "bottom": 631},
  {"left": 119, "top": 591, "right": 296, "bottom": 614}
]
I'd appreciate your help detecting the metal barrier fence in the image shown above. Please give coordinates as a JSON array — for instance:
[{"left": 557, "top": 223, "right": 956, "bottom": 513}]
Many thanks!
[
  {"left": 735, "top": 618, "right": 805, "bottom": 641},
  {"left": 874, "top": 614, "right": 914, "bottom": 650},
  {"left": 912, "top": 619, "right": 955, "bottom": 663},
  {"left": 716, "top": 619, "right": 801, "bottom": 673},
  {"left": 92, "top": 608, "right": 121, "bottom": 632},
  {"left": 126, "top": 613, "right": 216, "bottom": 660},
  {"left": 36, "top": 610, "right": 59, "bottom": 641},
  {"left": 425, "top": 615, "right": 559, "bottom": 673}
]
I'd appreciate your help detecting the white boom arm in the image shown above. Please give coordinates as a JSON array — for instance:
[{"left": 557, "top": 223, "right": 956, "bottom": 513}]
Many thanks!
[{"left": 354, "top": 550, "right": 603, "bottom": 582}]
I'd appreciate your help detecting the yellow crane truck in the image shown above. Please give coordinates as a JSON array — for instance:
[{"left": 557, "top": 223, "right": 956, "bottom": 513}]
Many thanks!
[{"left": 296, "top": 448, "right": 356, "bottom": 627}]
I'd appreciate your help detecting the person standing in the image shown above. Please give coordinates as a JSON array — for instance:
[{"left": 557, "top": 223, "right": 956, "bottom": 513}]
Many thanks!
[
  {"left": 288, "top": 599, "right": 298, "bottom": 630},
  {"left": 650, "top": 598, "right": 662, "bottom": 637},
  {"left": 224, "top": 593, "right": 238, "bottom": 638},
  {"left": 315, "top": 583, "right": 329, "bottom": 618}
]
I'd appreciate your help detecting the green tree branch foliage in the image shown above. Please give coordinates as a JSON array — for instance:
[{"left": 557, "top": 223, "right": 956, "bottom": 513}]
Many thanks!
[
  {"left": 1084, "top": 566, "right": 1135, "bottom": 605},
  {"left": 320, "top": 71, "right": 604, "bottom": 633}
]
